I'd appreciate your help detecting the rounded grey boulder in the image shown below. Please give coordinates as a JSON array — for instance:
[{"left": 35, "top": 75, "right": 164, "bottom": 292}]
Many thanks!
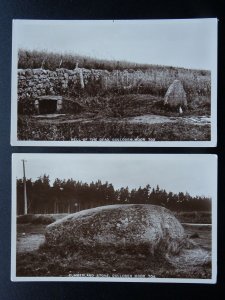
[{"left": 45, "top": 204, "right": 186, "bottom": 256}]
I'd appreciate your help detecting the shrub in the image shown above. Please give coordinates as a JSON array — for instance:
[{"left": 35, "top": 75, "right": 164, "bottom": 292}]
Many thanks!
[
  {"left": 17, "top": 214, "right": 55, "bottom": 225},
  {"left": 189, "top": 232, "right": 200, "bottom": 239},
  {"left": 18, "top": 98, "right": 36, "bottom": 115}
]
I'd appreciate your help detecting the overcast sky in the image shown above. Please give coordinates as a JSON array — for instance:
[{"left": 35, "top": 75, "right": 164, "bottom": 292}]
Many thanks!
[
  {"left": 14, "top": 19, "right": 217, "bottom": 70},
  {"left": 13, "top": 154, "right": 217, "bottom": 197}
]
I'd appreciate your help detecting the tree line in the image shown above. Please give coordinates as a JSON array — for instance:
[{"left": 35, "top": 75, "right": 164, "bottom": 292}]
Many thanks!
[{"left": 17, "top": 175, "right": 211, "bottom": 215}]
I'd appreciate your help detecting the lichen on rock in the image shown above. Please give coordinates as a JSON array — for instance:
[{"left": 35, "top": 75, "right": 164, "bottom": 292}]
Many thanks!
[
  {"left": 45, "top": 204, "right": 187, "bottom": 257},
  {"left": 164, "top": 80, "right": 187, "bottom": 107}
]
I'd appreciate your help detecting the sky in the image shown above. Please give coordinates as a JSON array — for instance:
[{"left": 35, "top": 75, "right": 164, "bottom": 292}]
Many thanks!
[
  {"left": 13, "top": 19, "right": 217, "bottom": 70},
  {"left": 13, "top": 154, "right": 217, "bottom": 197}
]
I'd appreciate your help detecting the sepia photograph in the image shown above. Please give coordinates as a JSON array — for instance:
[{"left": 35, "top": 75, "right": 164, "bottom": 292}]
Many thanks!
[
  {"left": 11, "top": 19, "right": 217, "bottom": 147},
  {"left": 11, "top": 154, "right": 217, "bottom": 283}
]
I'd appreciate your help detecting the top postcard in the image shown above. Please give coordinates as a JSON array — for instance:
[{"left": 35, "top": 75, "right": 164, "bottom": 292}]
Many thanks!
[{"left": 11, "top": 19, "right": 217, "bottom": 147}]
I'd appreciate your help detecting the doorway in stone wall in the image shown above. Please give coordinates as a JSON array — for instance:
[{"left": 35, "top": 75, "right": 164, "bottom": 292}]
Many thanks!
[{"left": 39, "top": 99, "right": 57, "bottom": 114}]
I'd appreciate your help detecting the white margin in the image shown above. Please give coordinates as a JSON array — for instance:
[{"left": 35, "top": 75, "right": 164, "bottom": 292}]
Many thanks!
[
  {"left": 11, "top": 153, "right": 217, "bottom": 283},
  {"left": 10, "top": 19, "right": 218, "bottom": 147}
]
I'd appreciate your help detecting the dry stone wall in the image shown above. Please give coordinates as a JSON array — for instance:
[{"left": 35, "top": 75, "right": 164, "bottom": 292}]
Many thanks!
[
  {"left": 17, "top": 67, "right": 105, "bottom": 101},
  {"left": 17, "top": 67, "right": 209, "bottom": 103},
  {"left": 17, "top": 67, "right": 171, "bottom": 101}
]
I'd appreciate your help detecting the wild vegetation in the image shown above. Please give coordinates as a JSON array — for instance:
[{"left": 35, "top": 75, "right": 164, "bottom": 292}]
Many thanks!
[
  {"left": 16, "top": 210, "right": 212, "bottom": 278},
  {"left": 17, "top": 50, "right": 211, "bottom": 142},
  {"left": 175, "top": 211, "right": 211, "bottom": 224},
  {"left": 16, "top": 176, "right": 212, "bottom": 279},
  {"left": 17, "top": 116, "right": 210, "bottom": 141},
  {"left": 18, "top": 50, "right": 210, "bottom": 105},
  {"left": 18, "top": 49, "right": 210, "bottom": 74},
  {"left": 17, "top": 214, "right": 55, "bottom": 225}
]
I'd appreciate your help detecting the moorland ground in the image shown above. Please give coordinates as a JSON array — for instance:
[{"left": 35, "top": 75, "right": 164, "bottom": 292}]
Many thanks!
[
  {"left": 18, "top": 95, "right": 211, "bottom": 141},
  {"left": 17, "top": 50, "right": 211, "bottom": 141},
  {"left": 16, "top": 211, "right": 211, "bottom": 278}
]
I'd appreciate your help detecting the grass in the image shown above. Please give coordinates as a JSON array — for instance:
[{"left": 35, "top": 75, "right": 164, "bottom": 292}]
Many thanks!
[
  {"left": 17, "top": 115, "right": 210, "bottom": 141},
  {"left": 17, "top": 93, "right": 211, "bottom": 142},
  {"left": 18, "top": 49, "right": 157, "bottom": 71},
  {"left": 18, "top": 50, "right": 211, "bottom": 104},
  {"left": 17, "top": 49, "right": 211, "bottom": 143},
  {"left": 16, "top": 222, "right": 212, "bottom": 278},
  {"left": 17, "top": 214, "right": 55, "bottom": 225},
  {"left": 16, "top": 244, "right": 172, "bottom": 277},
  {"left": 17, "top": 213, "right": 68, "bottom": 224},
  {"left": 175, "top": 211, "right": 211, "bottom": 224},
  {"left": 16, "top": 211, "right": 212, "bottom": 278},
  {"left": 18, "top": 49, "right": 211, "bottom": 74}
]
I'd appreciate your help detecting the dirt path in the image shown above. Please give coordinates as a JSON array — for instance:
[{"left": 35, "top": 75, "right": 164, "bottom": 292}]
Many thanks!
[
  {"left": 17, "top": 234, "right": 45, "bottom": 253},
  {"left": 125, "top": 115, "right": 176, "bottom": 124},
  {"left": 169, "top": 247, "right": 211, "bottom": 268},
  {"left": 33, "top": 113, "right": 211, "bottom": 126},
  {"left": 125, "top": 115, "right": 211, "bottom": 126},
  {"left": 17, "top": 224, "right": 46, "bottom": 253}
]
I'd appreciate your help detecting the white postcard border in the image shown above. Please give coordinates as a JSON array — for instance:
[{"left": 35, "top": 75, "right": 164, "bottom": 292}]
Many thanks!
[
  {"left": 11, "top": 153, "right": 217, "bottom": 283},
  {"left": 10, "top": 19, "right": 218, "bottom": 147}
]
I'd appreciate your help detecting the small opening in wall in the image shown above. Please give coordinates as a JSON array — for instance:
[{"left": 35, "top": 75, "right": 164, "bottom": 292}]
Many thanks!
[{"left": 39, "top": 99, "right": 58, "bottom": 114}]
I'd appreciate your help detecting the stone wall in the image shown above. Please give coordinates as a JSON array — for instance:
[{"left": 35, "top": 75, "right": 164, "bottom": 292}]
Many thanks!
[
  {"left": 17, "top": 67, "right": 162, "bottom": 101},
  {"left": 17, "top": 67, "right": 210, "bottom": 103},
  {"left": 17, "top": 67, "right": 105, "bottom": 101}
]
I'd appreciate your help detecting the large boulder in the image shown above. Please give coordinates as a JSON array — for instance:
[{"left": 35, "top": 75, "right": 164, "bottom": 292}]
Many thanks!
[
  {"left": 45, "top": 204, "right": 187, "bottom": 256},
  {"left": 164, "top": 80, "right": 187, "bottom": 107}
]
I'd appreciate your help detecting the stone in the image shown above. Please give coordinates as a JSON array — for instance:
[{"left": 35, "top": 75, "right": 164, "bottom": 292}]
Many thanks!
[
  {"left": 45, "top": 204, "right": 187, "bottom": 256},
  {"left": 25, "top": 69, "right": 33, "bottom": 76},
  {"left": 67, "top": 70, "right": 75, "bottom": 75},
  {"left": 28, "top": 81, "right": 35, "bottom": 87},
  {"left": 164, "top": 80, "right": 187, "bottom": 107},
  {"left": 37, "top": 83, "right": 43, "bottom": 89},
  {"left": 33, "top": 68, "right": 44, "bottom": 75},
  {"left": 39, "top": 75, "right": 47, "bottom": 79},
  {"left": 18, "top": 69, "right": 26, "bottom": 76}
]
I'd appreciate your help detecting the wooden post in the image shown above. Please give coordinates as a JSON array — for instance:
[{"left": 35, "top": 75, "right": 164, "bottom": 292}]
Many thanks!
[
  {"left": 22, "top": 160, "right": 28, "bottom": 215},
  {"left": 79, "top": 68, "right": 85, "bottom": 89}
]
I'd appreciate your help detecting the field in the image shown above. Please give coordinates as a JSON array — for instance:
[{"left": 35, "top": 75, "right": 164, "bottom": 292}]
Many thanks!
[
  {"left": 17, "top": 94, "right": 211, "bottom": 142},
  {"left": 16, "top": 212, "right": 212, "bottom": 278}
]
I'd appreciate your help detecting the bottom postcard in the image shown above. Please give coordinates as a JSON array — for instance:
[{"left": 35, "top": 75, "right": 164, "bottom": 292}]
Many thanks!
[{"left": 11, "top": 154, "right": 217, "bottom": 283}]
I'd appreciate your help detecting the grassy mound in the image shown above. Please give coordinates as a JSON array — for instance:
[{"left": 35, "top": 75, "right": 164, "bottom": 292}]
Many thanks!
[
  {"left": 17, "top": 214, "right": 55, "bottom": 225},
  {"left": 45, "top": 204, "right": 187, "bottom": 257},
  {"left": 175, "top": 211, "right": 211, "bottom": 224}
]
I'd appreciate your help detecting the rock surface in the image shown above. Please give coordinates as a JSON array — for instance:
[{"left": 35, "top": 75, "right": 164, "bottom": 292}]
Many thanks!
[
  {"left": 45, "top": 204, "right": 186, "bottom": 256},
  {"left": 164, "top": 80, "right": 187, "bottom": 107}
]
